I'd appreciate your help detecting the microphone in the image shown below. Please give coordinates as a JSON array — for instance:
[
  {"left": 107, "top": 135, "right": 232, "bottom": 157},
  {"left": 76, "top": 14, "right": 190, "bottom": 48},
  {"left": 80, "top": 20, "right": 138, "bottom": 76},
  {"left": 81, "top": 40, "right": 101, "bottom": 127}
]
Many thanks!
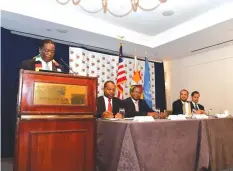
[{"left": 60, "top": 58, "right": 78, "bottom": 75}]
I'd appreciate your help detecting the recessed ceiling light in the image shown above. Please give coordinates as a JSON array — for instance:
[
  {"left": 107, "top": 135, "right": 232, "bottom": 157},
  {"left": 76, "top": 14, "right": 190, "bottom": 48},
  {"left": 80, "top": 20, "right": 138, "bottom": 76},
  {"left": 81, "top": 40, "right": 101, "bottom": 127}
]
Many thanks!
[
  {"left": 159, "top": 0, "right": 167, "bottom": 3},
  {"left": 162, "top": 10, "right": 174, "bottom": 16},
  {"left": 57, "top": 29, "right": 68, "bottom": 33}
]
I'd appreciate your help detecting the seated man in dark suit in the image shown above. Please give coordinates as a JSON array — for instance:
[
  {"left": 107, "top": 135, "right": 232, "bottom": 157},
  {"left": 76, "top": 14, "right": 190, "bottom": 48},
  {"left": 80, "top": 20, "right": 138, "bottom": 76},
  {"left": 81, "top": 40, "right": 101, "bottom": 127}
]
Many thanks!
[
  {"left": 20, "top": 39, "right": 63, "bottom": 72},
  {"left": 190, "top": 91, "right": 205, "bottom": 114},
  {"left": 172, "top": 89, "right": 191, "bottom": 115},
  {"left": 96, "top": 81, "right": 123, "bottom": 119},
  {"left": 123, "top": 86, "right": 166, "bottom": 118}
]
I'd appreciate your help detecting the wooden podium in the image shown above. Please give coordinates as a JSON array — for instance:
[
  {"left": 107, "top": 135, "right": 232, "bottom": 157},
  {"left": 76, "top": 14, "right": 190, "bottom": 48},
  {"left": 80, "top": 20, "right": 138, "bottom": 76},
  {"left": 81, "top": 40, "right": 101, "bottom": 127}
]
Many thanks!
[{"left": 14, "top": 70, "right": 97, "bottom": 171}]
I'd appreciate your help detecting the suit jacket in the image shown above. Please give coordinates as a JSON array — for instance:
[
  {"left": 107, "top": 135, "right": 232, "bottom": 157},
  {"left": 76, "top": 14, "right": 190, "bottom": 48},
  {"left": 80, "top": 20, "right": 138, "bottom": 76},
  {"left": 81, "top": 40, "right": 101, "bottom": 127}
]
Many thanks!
[
  {"left": 96, "top": 96, "right": 123, "bottom": 118},
  {"left": 172, "top": 99, "right": 185, "bottom": 115},
  {"left": 190, "top": 102, "right": 205, "bottom": 111},
  {"left": 123, "top": 97, "right": 154, "bottom": 117},
  {"left": 20, "top": 58, "right": 64, "bottom": 72}
]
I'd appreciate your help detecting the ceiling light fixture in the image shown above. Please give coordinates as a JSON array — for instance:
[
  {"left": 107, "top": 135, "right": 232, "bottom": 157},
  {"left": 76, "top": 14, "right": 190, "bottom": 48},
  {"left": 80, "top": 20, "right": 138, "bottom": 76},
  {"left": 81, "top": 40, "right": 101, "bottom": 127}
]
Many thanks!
[
  {"left": 56, "top": 0, "right": 167, "bottom": 17},
  {"left": 57, "top": 29, "right": 68, "bottom": 33},
  {"left": 162, "top": 10, "right": 174, "bottom": 16}
]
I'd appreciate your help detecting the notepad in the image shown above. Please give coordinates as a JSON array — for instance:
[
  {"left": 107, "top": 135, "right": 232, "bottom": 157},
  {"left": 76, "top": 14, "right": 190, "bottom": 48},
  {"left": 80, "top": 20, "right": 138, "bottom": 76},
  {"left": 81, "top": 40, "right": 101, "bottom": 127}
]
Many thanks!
[
  {"left": 133, "top": 116, "right": 154, "bottom": 122},
  {"left": 168, "top": 115, "right": 186, "bottom": 120},
  {"left": 193, "top": 114, "right": 209, "bottom": 119},
  {"left": 215, "top": 114, "right": 229, "bottom": 118}
]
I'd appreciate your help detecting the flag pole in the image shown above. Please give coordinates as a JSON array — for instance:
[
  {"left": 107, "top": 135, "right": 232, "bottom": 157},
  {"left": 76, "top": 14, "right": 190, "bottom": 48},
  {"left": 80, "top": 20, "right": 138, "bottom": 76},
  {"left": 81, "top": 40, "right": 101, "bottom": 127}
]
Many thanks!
[
  {"left": 116, "top": 35, "right": 127, "bottom": 100},
  {"left": 134, "top": 48, "right": 137, "bottom": 70},
  {"left": 117, "top": 35, "right": 124, "bottom": 52}
]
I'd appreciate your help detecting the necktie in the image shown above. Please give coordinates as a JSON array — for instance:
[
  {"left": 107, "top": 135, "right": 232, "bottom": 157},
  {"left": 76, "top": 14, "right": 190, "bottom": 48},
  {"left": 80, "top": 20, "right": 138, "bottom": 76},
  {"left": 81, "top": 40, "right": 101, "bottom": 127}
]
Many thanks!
[
  {"left": 134, "top": 101, "right": 139, "bottom": 112},
  {"left": 182, "top": 103, "right": 186, "bottom": 115},
  {"left": 45, "top": 62, "right": 50, "bottom": 70},
  {"left": 108, "top": 99, "right": 112, "bottom": 112},
  {"left": 195, "top": 104, "right": 198, "bottom": 110}
]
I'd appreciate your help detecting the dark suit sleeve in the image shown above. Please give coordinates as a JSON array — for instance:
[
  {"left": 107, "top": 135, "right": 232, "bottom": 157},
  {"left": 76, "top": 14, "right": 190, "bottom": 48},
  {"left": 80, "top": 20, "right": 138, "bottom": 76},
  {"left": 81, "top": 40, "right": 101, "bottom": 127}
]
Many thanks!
[
  {"left": 172, "top": 101, "right": 179, "bottom": 115},
  {"left": 95, "top": 97, "right": 103, "bottom": 118},
  {"left": 113, "top": 98, "right": 124, "bottom": 115},
  {"left": 190, "top": 102, "right": 192, "bottom": 109},
  {"left": 199, "top": 104, "right": 205, "bottom": 110},
  {"left": 20, "top": 59, "right": 34, "bottom": 71},
  {"left": 125, "top": 109, "right": 144, "bottom": 117},
  {"left": 124, "top": 110, "right": 143, "bottom": 117},
  {"left": 143, "top": 101, "right": 154, "bottom": 113},
  {"left": 172, "top": 101, "right": 176, "bottom": 114},
  {"left": 123, "top": 99, "right": 141, "bottom": 117},
  {"left": 20, "top": 60, "right": 29, "bottom": 70}
]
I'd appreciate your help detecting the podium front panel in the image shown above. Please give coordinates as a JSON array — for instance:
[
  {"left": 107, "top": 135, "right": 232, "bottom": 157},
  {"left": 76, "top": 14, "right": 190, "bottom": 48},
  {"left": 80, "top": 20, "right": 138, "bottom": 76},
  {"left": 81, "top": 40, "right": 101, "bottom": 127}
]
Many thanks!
[{"left": 17, "top": 70, "right": 97, "bottom": 115}]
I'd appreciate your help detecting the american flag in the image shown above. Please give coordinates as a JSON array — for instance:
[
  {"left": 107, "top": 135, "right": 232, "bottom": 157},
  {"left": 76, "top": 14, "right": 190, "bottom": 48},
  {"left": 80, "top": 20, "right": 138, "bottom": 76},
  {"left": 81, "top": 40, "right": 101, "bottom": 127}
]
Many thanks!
[{"left": 116, "top": 43, "right": 127, "bottom": 99}]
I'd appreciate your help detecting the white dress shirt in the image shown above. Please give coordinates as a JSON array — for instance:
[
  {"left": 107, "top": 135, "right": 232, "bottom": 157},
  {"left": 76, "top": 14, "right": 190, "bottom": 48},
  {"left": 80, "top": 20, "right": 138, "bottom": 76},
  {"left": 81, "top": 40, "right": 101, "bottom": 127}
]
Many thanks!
[{"left": 35, "top": 56, "right": 53, "bottom": 71}]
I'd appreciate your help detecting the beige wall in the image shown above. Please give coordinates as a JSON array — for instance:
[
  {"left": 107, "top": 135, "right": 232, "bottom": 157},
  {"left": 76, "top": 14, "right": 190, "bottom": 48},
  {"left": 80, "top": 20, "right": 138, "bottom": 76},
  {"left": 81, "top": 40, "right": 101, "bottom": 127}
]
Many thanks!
[{"left": 164, "top": 44, "right": 233, "bottom": 114}]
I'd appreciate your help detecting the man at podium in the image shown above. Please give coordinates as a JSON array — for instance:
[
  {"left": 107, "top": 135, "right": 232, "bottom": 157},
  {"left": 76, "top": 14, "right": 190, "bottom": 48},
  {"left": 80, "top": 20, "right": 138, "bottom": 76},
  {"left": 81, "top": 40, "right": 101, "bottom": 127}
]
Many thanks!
[{"left": 20, "top": 39, "right": 63, "bottom": 72}]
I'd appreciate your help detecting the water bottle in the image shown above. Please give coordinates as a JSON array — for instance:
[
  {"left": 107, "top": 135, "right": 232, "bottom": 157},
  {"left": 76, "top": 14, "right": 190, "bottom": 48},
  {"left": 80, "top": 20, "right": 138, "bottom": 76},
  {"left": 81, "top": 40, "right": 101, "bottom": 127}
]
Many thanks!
[
  {"left": 191, "top": 109, "right": 196, "bottom": 118},
  {"left": 208, "top": 109, "right": 212, "bottom": 116}
]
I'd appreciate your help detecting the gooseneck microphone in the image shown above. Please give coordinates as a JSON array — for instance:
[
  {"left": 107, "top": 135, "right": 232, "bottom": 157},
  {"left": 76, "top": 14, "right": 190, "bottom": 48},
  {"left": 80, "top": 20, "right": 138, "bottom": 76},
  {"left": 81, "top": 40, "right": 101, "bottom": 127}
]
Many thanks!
[{"left": 60, "top": 58, "right": 78, "bottom": 75}]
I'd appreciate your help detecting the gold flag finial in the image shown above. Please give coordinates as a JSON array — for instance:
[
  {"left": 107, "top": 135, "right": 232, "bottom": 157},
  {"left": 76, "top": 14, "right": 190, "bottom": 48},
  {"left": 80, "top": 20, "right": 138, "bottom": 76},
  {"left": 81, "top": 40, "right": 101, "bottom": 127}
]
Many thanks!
[{"left": 117, "top": 35, "right": 124, "bottom": 40}]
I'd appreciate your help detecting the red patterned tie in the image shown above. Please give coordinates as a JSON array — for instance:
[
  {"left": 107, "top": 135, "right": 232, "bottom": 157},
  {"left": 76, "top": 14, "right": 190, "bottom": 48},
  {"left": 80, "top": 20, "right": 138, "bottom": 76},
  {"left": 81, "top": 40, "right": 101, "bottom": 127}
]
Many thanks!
[
  {"left": 108, "top": 99, "right": 112, "bottom": 112},
  {"left": 135, "top": 101, "right": 139, "bottom": 112}
]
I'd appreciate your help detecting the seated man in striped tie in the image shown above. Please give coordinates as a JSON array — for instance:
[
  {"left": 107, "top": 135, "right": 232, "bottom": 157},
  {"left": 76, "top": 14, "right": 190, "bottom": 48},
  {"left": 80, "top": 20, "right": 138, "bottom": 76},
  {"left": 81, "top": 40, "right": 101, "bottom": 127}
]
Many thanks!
[
  {"left": 96, "top": 81, "right": 124, "bottom": 119},
  {"left": 190, "top": 91, "right": 205, "bottom": 114},
  {"left": 20, "top": 39, "right": 63, "bottom": 72},
  {"left": 123, "top": 86, "right": 166, "bottom": 118}
]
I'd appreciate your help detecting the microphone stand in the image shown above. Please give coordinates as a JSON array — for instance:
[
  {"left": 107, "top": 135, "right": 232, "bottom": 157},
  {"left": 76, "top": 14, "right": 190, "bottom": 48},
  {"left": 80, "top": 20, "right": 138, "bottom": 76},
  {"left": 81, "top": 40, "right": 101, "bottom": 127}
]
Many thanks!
[{"left": 60, "top": 58, "right": 78, "bottom": 75}]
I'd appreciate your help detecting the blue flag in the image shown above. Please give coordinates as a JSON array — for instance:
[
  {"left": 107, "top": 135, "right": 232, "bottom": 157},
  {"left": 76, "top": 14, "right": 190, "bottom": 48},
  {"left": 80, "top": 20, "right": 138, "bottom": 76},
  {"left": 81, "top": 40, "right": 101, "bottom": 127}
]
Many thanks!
[{"left": 143, "top": 57, "right": 152, "bottom": 108}]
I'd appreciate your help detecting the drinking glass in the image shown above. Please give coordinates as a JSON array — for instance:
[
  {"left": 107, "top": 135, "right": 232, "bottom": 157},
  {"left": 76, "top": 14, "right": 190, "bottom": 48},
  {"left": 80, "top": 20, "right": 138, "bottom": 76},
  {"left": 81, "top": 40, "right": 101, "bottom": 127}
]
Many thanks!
[
  {"left": 119, "top": 108, "right": 125, "bottom": 118},
  {"left": 156, "top": 108, "right": 160, "bottom": 119},
  {"left": 191, "top": 109, "right": 196, "bottom": 118}
]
